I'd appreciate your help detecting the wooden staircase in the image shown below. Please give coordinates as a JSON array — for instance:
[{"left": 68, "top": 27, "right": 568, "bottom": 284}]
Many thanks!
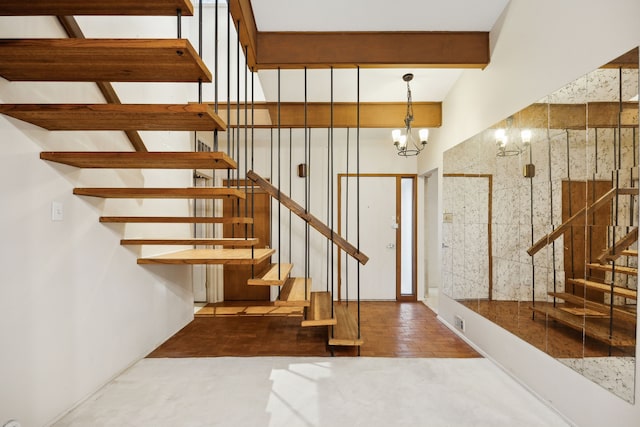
[
  {"left": 0, "top": 0, "right": 368, "bottom": 352},
  {"left": 528, "top": 186, "right": 637, "bottom": 348},
  {"left": 1, "top": 0, "right": 364, "bottom": 349}
]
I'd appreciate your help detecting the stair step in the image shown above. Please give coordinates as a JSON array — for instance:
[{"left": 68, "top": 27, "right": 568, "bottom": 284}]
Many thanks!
[
  {"left": 275, "top": 278, "right": 311, "bottom": 307},
  {"left": 101, "top": 216, "right": 252, "bottom": 224},
  {"left": 121, "top": 237, "right": 259, "bottom": 247},
  {"left": 137, "top": 248, "right": 275, "bottom": 265},
  {"left": 247, "top": 263, "right": 293, "bottom": 286},
  {"left": 301, "top": 291, "right": 337, "bottom": 327},
  {"left": 549, "top": 292, "right": 637, "bottom": 322},
  {"left": 621, "top": 250, "right": 638, "bottom": 257},
  {"left": 0, "top": 39, "right": 209, "bottom": 82},
  {"left": 558, "top": 307, "right": 610, "bottom": 317},
  {"left": 566, "top": 279, "right": 637, "bottom": 300},
  {"left": 0, "top": 0, "right": 195, "bottom": 16},
  {"left": 618, "top": 187, "right": 639, "bottom": 196},
  {"left": 530, "top": 304, "right": 636, "bottom": 347},
  {"left": 0, "top": 103, "right": 225, "bottom": 131},
  {"left": 74, "top": 187, "right": 245, "bottom": 199},
  {"left": 328, "top": 304, "right": 364, "bottom": 346},
  {"left": 41, "top": 151, "right": 236, "bottom": 170},
  {"left": 587, "top": 263, "right": 637, "bottom": 276}
]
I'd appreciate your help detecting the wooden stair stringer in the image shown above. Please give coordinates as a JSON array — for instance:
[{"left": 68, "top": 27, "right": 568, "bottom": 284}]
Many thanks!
[{"left": 247, "top": 263, "right": 293, "bottom": 286}]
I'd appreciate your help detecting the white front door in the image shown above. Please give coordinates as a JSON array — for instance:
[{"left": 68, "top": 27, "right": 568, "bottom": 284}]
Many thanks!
[{"left": 340, "top": 176, "right": 397, "bottom": 300}]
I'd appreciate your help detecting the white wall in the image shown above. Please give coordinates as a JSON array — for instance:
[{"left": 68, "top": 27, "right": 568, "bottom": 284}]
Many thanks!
[
  {"left": 419, "top": 0, "right": 640, "bottom": 425},
  {"left": 0, "top": 15, "right": 199, "bottom": 426}
]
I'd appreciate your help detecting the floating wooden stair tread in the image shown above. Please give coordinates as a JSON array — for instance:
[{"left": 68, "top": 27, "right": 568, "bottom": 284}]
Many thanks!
[
  {"left": 329, "top": 304, "right": 364, "bottom": 346},
  {"left": 137, "top": 248, "right": 275, "bottom": 265},
  {"left": 549, "top": 292, "right": 637, "bottom": 322},
  {"left": 275, "top": 278, "right": 311, "bottom": 307},
  {"left": 587, "top": 263, "right": 637, "bottom": 276},
  {"left": 41, "top": 152, "right": 236, "bottom": 170},
  {"left": 101, "top": 216, "right": 252, "bottom": 224},
  {"left": 0, "top": 39, "right": 209, "bottom": 82},
  {"left": 567, "top": 278, "right": 637, "bottom": 299},
  {"left": 0, "top": 104, "right": 225, "bottom": 131},
  {"left": 247, "top": 263, "right": 293, "bottom": 286},
  {"left": 74, "top": 187, "right": 245, "bottom": 199},
  {"left": 558, "top": 307, "right": 610, "bottom": 317},
  {"left": 301, "top": 291, "right": 336, "bottom": 327},
  {"left": 622, "top": 250, "right": 638, "bottom": 257},
  {"left": 121, "top": 237, "right": 259, "bottom": 247},
  {"left": 0, "top": 1, "right": 194, "bottom": 16},
  {"left": 530, "top": 305, "right": 636, "bottom": 347}
]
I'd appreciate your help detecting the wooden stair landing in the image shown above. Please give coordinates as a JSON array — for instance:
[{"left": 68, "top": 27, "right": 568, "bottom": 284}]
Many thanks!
[
  {"left": 0, "top": 1, "right": 195, "bottom": 16},
  {"left": 41, "top": 152, "right": 237, "bottom": 170},
  {"left": 101, "top": 216, "right": 252, "bottom": 224},
  {"left": 0, "top": 104, "right": 225, "bottom": 131},
  {"left": 567, "top": 278, "right": 637, "bottom": 300},
  {"left": 301, "top": 291, "right": 336, "bottom": 327},
  {"left": 74, "top": 187, "right": 245, "bottom": 199},
  {"left": 530, "top": 304, "right": 636, "bottom": 347},
  {"left": 587, "top": 263, "right": 638, "bottom": 276},
  {"left": 275, "top": 278, "right": 311, "bottom": 307},
  {"left": 121, "top": 237, "right": 259, "bottom": 247},
  {"left": 247, "top": 263, "right": 293, "bottom": 286},
  {"left": 0, "top": 39, "right": 210, "bottom": 82},
  {"left": 137, "top": 248, "right": 275, "bottom": 265},
  {"left": 329, "top": 304, "right": 364, "bottom": 346}
]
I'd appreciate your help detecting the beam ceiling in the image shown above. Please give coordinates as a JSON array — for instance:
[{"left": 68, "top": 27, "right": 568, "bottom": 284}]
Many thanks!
[{"left": 228, "top": 0, "right": 489, "bottom": 70}]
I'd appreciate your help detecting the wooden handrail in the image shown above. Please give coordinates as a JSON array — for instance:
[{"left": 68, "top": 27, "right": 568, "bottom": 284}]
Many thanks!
[
  {"left": 527, "top": 187, "right": 617, "bottom": 256},
  {"left": 247, "top": 170, "right": 369, "bottom": 265},
  {"left": 597, "top": 227, "right": 639, "bottom": 264}
]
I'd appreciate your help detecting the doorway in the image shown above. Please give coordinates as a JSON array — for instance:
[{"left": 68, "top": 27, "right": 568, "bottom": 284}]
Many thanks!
[{"left": 338, "top": 174, "right": 417, "bottom": 301}]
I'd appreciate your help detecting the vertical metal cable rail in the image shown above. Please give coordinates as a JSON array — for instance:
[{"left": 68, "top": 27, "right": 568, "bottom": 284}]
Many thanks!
[{"left": 356, "top": 65, "right": 362, "bottom": 346}]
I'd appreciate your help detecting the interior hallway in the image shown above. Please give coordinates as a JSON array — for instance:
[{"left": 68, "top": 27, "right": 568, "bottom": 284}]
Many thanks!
[{"left": 52, "top": 302, "right": 568, "bottom": 425}]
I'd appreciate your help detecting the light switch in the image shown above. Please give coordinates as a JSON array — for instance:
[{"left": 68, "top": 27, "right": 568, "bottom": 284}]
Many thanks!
[{"left": 51, "top": 201, "right": 63, "bottom": 221}]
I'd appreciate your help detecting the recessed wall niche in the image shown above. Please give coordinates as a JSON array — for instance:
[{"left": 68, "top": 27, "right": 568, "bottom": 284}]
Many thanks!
[{"left": 442, "top": 47, "right": 639, "bottom": 403}]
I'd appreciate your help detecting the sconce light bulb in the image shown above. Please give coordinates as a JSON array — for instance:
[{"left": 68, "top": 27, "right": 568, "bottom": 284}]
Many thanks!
[
  {"left": 521, "top": 129, "right": 532, "bottom": 144},
  {"left": 419, "top": 128, "right": 429, "bottom": 144},
  {"left": 398, "top": 135, "right": 407, "bottom": 150},
  {"left": 392, "top": 129, "right": 402, "bottom": 144}
]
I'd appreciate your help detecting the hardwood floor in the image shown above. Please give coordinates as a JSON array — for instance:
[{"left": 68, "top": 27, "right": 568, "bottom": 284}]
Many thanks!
[{"left": 147, "top": 301, "right": 481, "bottom": 358}]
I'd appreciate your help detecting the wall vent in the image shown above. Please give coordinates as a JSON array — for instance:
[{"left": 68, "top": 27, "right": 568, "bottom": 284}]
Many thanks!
[{"left": 454, "top": 315, "right": 465, "bottom": 332}]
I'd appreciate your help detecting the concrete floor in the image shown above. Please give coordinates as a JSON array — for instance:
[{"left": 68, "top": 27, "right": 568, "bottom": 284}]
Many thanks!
[{"left": 54, "top": 357, "right": 569, "bottom": 426}]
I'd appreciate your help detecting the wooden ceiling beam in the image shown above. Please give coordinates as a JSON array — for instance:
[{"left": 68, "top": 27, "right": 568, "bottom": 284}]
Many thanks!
[
  {"left": 255, "top": 31, "right": 489, "bottom": 69},
  {"left": 228, "top": 0, "right": 489, "bottom": 70},
  {"left": 214, "top": 102, "right": 442, "bottom": 128}
]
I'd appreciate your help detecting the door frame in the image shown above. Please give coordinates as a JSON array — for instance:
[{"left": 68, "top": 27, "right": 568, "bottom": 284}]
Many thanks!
[{"left": 337, "top": 173, "right": 418, "bottom": 301}]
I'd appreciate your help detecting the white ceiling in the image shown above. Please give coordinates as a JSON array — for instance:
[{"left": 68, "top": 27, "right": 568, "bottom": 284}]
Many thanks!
[
  {"left": 250, "top": 0, "right": 510, "bottom": 32},
  {"left": 250, "top": 0, "right": 510, "bottom": 104}
]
